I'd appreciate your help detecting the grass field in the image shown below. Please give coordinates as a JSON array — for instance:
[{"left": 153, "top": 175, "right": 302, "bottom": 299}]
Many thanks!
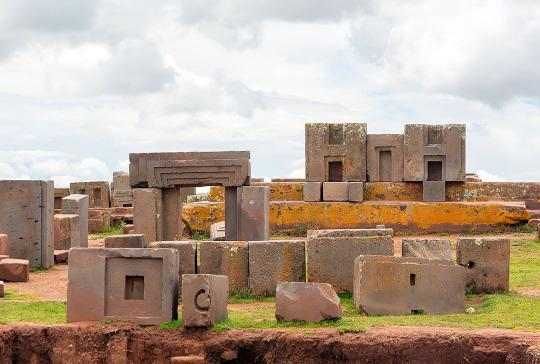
[{"left": 2, "top": 236, "right": 540, "bottom": 331}]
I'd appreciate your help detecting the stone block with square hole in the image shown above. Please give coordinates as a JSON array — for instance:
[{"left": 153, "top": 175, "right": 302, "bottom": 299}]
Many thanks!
[
  {"left": 456, "top": 238, "right": 510, "bottom": 293},
  {"left": 182, "top": 274, "right": 228, "bottom": 328},
  {"left": 67, "top": 248, "right": 179, "bottom": 325},
  {"left": 353, "top": 255, "right": 465, "bottom": 315},
  {"left": 306, "top": 229, "right": 394, "bottom": 293},
  {"left": 248, "top": 240, "right": 306, "bottom": 296}
]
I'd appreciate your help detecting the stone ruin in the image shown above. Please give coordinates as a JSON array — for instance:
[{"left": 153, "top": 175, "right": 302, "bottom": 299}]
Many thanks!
[{"left": 111, "top": 171, "right": 133, "bottom": 207}]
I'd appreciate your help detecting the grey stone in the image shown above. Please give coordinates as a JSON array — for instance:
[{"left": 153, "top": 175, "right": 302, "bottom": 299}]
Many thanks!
[
  {"left": 248, "top": 240, "right": 305, "bottom": 296},
  {"left": 307, "top": 228, "right": 393, "bottom": 239},
  {"left": 348, "top": 182, "right": 364, "bottom": 202},
  {"left": 151, "top": 241, "right": 197, "bottom": 295},
  {"left": 353, "top": 255, "right": 466, "bottom": 315},
  {"left": 111, "top": 171, "right": 133, "bottom": 207},
  {"left": 67, "top": 248, "right": 179, "bottom": 324},
  {"left": 456, "top": 238, "right": 510, "bottom": 293},
  {"left": 367, "top": 134, "right": 404, "bottom": 182},
  {"left": 303, "top": 182, "right": 322, "bottom": 202},
  {"left": 70, "top": 181, "right": 110, "bottom": 208},
  {"left": 236, "top": 186, "right": 269, "bottom": 241},
  {"left": 322, "top": 182, "right": 348, "bottom": 201},
  {"left": 62, "top": 194, "right": 89, "bottom": 248},
  {"left": 182, "top": 274, "right": 228, "bottom": 328},
  {"left": 104, "top": 234, "right": 147, "bottom": 248},
  {"left": 210, "top": 221, "right": 226, "bottom": 241},
  {"left": 275, "top": 282, "right": 342, "bottom": 322},
  {"left": 133, "top": 188, "right": 162, "bottom": 243},
  {"left": 423, "top": 181, "right": 446, "bottom": 202},
  {"left": 402, "top": 239, "right": 453, "bottom": 261}
]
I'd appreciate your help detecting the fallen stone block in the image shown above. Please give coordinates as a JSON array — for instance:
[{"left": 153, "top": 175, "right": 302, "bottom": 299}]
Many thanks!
[
  {"left": 210, "top": 221, "right": 225, "bottom": 241},
  {"left": 456, "top": 238, "right": 510, "bottom": 293},
  {"left": 303, "top": 182, "right": 322, "bottom": 202},
  {"left": 323, "top": 182, "right": 348, "bottom": 202},
  {"left": 307, "top": 230, "right": 394, "bottom": 293},
  {"left": 53, "top": 214, "right": 80, "bottom": 250},
  {"left": 248, "top": 240, "right": 305, "bottom": 296},
  {"left": 401, "top": 238, "right": 453, "bottom": 261},
  {"left": 198, "top": 241, "right": 249, "bottom": 294},
  {"left": 275, "top": 282, "right": 341, "bottom": 322},
  {"left": 0, "top": 234, "right": 8, "bottom": 256},
  {"left": 67, "top": 248, "right": 179, "bottom": 324},
  {"left": 182, "top": 274, "right": 228, "bottom": 328},
  {"left": 54, "top": 250, "right": 69, "bottom": 264},
  {"left": 353, "top": 255, "right": 465, "bottom": 315},
  {"left": 0, "top": 280, "right": 4, "bottom": 298},
  {"left": 104, "top": 234, "right": 147, "bottom": 249},
  {"left": 0, "top": 258, "right": 30, "bottom": 282}
]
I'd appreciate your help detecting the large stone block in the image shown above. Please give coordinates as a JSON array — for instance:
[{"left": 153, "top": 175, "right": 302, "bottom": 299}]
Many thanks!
[
  {"left": 67, "top": 248, "right": 179, "bottom": 324},
  {"left": 305, "top": 123, "right": 367, "bottom": 182},
  {"left": 104, "top": 234, "right": 147, "bottom": 249},
  {"left": 402, "top": 239, "right": 453, "bottom": 261},
  {"left": 0, "top": 180, "right": 54, "bottom": 268},
  {"left": 70, "top": 181, "right": 110, "bottom": 208},
  {"left": 348, "top": 182, "right": 364, "bottom": 202},
  {"left": 303, "top": 182, "right": 322, "bottom": 202},
  {"left": 353, "top": 255, "right": 465, "bottom": 315},
  {"left": 306, "top": 230, "right": 394, "bottom": 293},
  {"left": 151, "top": 241, "right": 197, "bottom": 289},
  {"left": 0, "top": 234, "right": 8, "bottom": 256},
  {"left": 53, "top": 214, "right": 80, "bottom": 250},
  {"left": 323, "top": 182, "right": 349, "bottom": 202},
  {"left": 62, "top": 194, "right": 89, "bottom": 248},
  {"left": 198, "top": 241, "right": 248, "bottom": 294},
  {"left": 423, "top": 181, "right": 446, "bottom": 202},
  {"left": 88, "top": 208, "right": 111, "bottom": 234},
  {"left": 111, "top": 171, "right": 133, "bottom": 207},
  {"left": 181, "top": 274, "right": 228, "bottom": 328},
  {"left": 0, "top": 258, "right": 30, "bottom": 282},
  {"left": 275, "top": 282, "right": 341, "bottom": 322},
  {"left": 54, "top": 188, "right": 70, "bottom": 210},
  {"left": 236, "top": 186, "right": 269, "bottom": 241},
  {"left": 456, "top": 238, "right": 510, "bottom": 293},
  {"left": 248, "top": 240, "right": 305, "bottom": 296},
  {"left": 367, "top": 134, "right": 404, "bottom": 182},
  {"left": 133, "top": 188, "right": 162, "bottom": 243}
]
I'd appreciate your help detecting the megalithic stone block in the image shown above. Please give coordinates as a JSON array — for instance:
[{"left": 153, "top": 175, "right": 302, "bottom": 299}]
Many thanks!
[
  {"left": 0, "top": 258, "right": 30, "bottom": 282},
  {"left": 303, "top": 182, "right": 322, "bottom": 202},
  {"left": 423, "top": 181, "right": 446, "bottom": 202},
  {"left": 402, "top": 239, "right": 453, "bottom": 261},
  {"left": 62, "top": 194, "right": 89, "bottom": 248},
  {"left": 69, "top": 181, "right": 111, "bottom": 208},
  {"left": 275, "top": 282, "right": 342, "bottom": 322},
  {"left": 353, "top": 255, "right": 465, "bottom": 315},
  {"left": 104, "top": 234, "right": 147, "bottom": 248},
  {"left": 236, "top": 186, "right": 269, "bottom": 241},
  {"left": 133, "top": 188, "right": 162, "bottom": 243},
  {"left": 53, "top": 214, "right": 80, "bottom": 250},
  {"left": 182, "top": 274, "right": 228, "bottom": 328}
]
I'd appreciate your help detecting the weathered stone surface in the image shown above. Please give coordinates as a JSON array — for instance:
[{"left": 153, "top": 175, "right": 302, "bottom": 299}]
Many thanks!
[
  {"left": 237, "top": 186, "right": 269, "bottom": 241},
  {"left": 348, "top": 182, "right": 364, "bottom": 202},
  {"left": 111, "top": 171, "right": 133, "bottom": 207},
  {"left": 403, "top": 124, "right": 466, "bottom": 182},
  {"left": 110, "top": 207, "right": 134, "bottom": 226},
  {"left": 275, "top": 282, "right": 341, "bottom": 322},
  {"left": 0, "top": 234, "right": 8, "bottom": 256},
  {"left": 182, "top": 274, "right": 228, "bottom": 328},
  {"left": 248, "top": 240, "right": 305, "bottom": 296},
  {"left": 305, "top": 123, "right": 367, "bottom": 182},
  {"left": 306, "top": 230, "right": 394, "bottom": 293},
  {"left": 0, "top": 180, "right": 54, "bottom": 268},
  {"left": 198, "top": 241, "right": 248, "bottom": 294},
  {"left": 70, "top": 181, "right": 110, "bottom": 208},
  {"left": 170, "top": 356, "right": 205, "bottom": 364},
  {"left": 133, "top": 188, "right": 162, "bottom": 243},
  {"left": 303, "top": 182, "right": 322, "bottom": 202},
  {"left": 402, "top": 239, "right": 453, "bottom": 261},
  {"left": 151, "top": 241, "right": 197, "bottom": 287},
  {"left": 104, "top": 234, "right": 147, "bottom": 249},
  {"left": 54, "top": 188, "right": 70, "bottom": 209},
  {"left": 367, "top": 134, "right": 404, "bottom": 182},
  {"left": 210, "top": 221, "right": 225, "bottom": 241},
  {"left": 67, "top": 248, "right": 179, "bottom": 324},
  {"left": 0, "top": 280, "right": 4, "bottom": 297},
  {"left": 62, "top": 194, "right": 89, "bottom": 248},
  {"left": 54, "top": 250, "right": 69, "bottom": 264},
  {"left": 88, "top": 208, "right": 111, "bottom": 234},
  {"left": 0, "top": 258, "right": 30, "bottom": 282},
  {"left": 53, "top": 214, "right": 80, "bottom": 250},
  {"left": 307, "top": 228, "right": 393, "bottom": 239},
  {"left": 129, "top": 151, "right": 251, "bottom": 188},
  {"left": 456, "top": 238, "right": 510, "bottom": 293},
  {"left": 423, "top": 181, "right": 446, "bottom": 202},
  {"left": 353, "top": 255, "right": 465, "bottom": 315},
  {"left": 0, "top": 255, "right": 7, "bottom": 261},
  {"left": 123, "top": 224, "right": 135, "bottom": 234},
  {"left": 323, "top": 182, "right": 348, "bottom": 202}
]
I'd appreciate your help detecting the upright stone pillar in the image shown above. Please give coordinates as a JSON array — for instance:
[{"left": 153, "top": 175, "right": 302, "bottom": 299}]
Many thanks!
[
  {"left": 237, "top": 186, "right": 270, "bottom": 241},
  {"left": 133, "top": 188, "right": 162, "bottom": 243},
  {"left": 62, "top": 194, "right": 89, "bottom": 248},
  {"left": 224, "top": 187, "right": 238, "bottom": 240},
  {"left": 162, "top": 187, "right": 183, "bottom": 240}
]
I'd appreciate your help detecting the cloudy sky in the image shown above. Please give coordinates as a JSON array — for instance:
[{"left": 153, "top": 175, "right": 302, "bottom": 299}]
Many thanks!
[{"left": 1, "top": 0, "right": 539, "bottom": 186}]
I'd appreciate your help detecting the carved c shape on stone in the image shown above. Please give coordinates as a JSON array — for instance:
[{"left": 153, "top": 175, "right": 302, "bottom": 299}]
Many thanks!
[{"left": 195, "top": 286, "right": 211, "bottom": 311}]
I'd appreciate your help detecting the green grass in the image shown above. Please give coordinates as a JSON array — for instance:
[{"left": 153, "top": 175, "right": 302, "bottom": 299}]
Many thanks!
[
  {"left": 90, "top": 223, "right": 125, "bottom": 239},
  {"left": 191, "top": 231, "right": 210, "bottom": 240},
  {"left": 1, "top": 236, "right": 540, "bottom": 331}
]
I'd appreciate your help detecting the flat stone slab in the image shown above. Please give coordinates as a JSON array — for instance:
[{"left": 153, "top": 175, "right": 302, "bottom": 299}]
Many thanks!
[
  {"left": 401, "top": 239, "right": 453, "bottom": 261},
  {"left": 353, "top": 255, "right": 465, "bottom": 315},
  {"left": 0, "top": 258, "right": 30, "bottom": 282},
  {"left": 275, "top": 282, "right": 342, "bottom": 322},
  {"left": 182, "top": 274, "right": 228, "bottom": 328},
  {"left": 54, "top": 250, "right": 69, "bottom": 264},
  {"left": 456, "top": 238, "right": 510, "bottom": 293},
  {"left": 248, "top": 240, "right": 305, "bottom": 296},
  {"left": 104, "top": 234, "right": 147, "bottom": 249}
]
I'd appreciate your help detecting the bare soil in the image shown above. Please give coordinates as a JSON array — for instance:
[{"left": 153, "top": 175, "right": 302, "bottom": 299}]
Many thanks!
[{"left": 0, "top": 325, "right": 539, "bottom": 363}]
